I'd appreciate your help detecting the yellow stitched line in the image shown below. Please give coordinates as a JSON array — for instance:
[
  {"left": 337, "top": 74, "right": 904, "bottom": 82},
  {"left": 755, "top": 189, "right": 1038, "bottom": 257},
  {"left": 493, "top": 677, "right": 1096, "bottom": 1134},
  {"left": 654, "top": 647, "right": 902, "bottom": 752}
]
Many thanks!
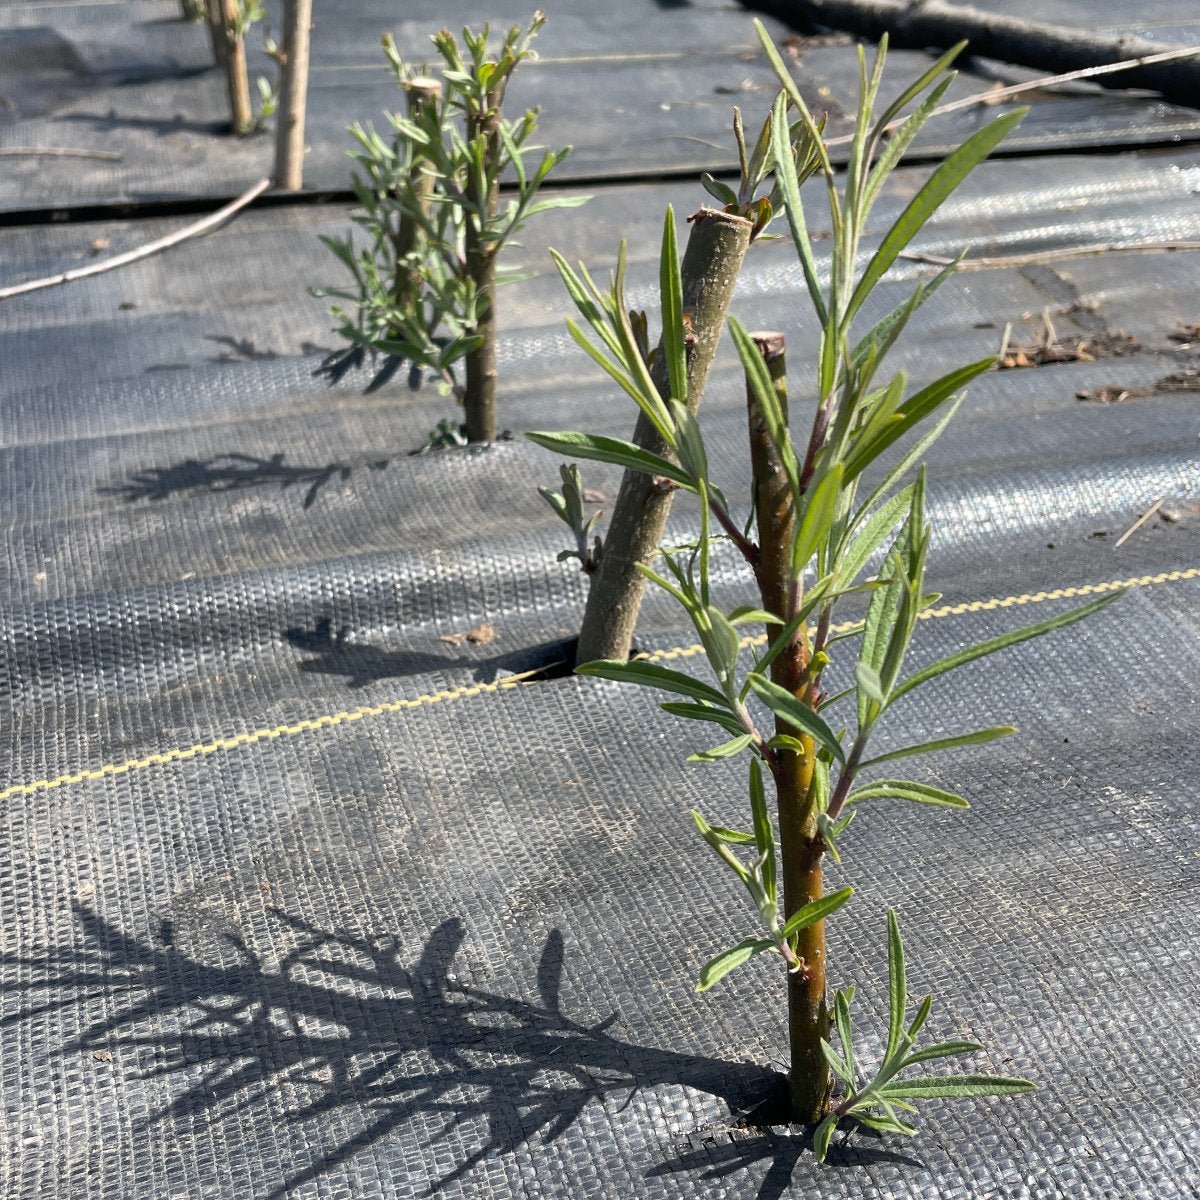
[{"left": 2, "top": 565, "right": 1196, "bottom": 802}]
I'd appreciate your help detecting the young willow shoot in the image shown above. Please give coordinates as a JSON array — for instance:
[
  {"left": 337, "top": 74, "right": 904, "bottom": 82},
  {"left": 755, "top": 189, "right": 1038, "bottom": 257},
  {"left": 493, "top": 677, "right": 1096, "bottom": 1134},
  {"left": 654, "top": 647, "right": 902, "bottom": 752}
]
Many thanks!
[
  {"left": 535, "top": 100, "right": 825, "bottom": 664},
  {"left": 319, "top": 12, "right": 586, "bottom": 442},
  {"left": 531, "top": 29, "right": 1123, "bottom": 1151}
]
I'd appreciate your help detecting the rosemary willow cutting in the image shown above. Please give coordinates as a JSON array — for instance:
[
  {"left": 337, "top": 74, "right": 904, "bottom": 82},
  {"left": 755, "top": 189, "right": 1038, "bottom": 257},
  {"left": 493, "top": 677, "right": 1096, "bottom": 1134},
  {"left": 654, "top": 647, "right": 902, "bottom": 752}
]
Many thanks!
[{"left": 530, "top": 26, "right": 1121, "bottom": 1153}]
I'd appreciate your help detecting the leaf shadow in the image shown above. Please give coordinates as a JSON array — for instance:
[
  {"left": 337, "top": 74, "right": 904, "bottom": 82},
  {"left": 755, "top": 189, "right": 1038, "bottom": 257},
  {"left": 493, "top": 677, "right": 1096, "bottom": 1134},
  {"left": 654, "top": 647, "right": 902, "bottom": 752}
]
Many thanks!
[
  {"left": 649, "top": 1117, "right": 924, "bottom": 1200},
  {"left": 98, "top": 451, "right": 391, "bottom": 510},
  {"left": 2, "top": 904, "right": 780, "bottom": 1197}
]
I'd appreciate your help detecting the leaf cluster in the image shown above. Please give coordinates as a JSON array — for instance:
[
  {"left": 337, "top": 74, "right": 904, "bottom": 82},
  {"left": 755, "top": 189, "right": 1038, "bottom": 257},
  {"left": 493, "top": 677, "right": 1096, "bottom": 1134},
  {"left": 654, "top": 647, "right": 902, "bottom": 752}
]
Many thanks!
[
  {"left": 319, "top": 12, "right": 587, "bottom": 392},
  {"left": 813, "top": 911, "right": 1035, "bottom": 1159},
  {"left": 538, "top": 463, "right": 603, "bottom": 572}
]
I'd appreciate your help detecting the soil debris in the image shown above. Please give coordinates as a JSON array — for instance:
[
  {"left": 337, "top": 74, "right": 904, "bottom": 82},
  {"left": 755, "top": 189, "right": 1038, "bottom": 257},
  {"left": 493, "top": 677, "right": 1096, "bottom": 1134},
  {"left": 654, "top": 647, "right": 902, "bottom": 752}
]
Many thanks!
[
  {"left": 1000, "top": 322, "right": 1138, "bottom": 369},
  {"left": 439, "top": 622, "right": 497, "bottom": 647},
  {"left": 1075, "top": 385, "right": 1142, "bottom": 404},
  {"left": 1156, "top": 369, "right": 1200, "bottom": 393}
]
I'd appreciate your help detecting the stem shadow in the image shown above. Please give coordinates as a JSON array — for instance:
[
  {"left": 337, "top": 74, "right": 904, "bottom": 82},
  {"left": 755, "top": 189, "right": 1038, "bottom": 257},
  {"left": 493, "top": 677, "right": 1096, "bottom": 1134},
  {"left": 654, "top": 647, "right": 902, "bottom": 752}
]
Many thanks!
[{"left": 2, "top": 905, "right": 776, "bottom": 1197}]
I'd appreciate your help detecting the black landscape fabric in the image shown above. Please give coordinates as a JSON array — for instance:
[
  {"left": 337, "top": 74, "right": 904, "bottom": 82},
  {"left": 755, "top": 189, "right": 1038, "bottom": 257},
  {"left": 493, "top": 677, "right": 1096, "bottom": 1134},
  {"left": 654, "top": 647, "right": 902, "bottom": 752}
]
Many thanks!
[
  {"left": 1, "top": 2, "right": 1200, "bottom": 1198},
  {"left": 1, "top": 0, "right": 1199, "bottom": 211}
]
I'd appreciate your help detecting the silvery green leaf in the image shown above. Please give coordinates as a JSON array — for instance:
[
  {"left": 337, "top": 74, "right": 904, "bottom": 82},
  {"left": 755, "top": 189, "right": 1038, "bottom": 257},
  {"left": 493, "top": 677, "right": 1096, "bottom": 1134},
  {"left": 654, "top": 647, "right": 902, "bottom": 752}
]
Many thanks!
[
  {"left": 878, "top": 1074, "right": 1036, "bottom": 1100},
  {"left": 792, "top": 462, "right": 844, "bottom": 573},
  {"left": 728, "top": 606, "right": 784, "bottom": 627},
  {"left": 845, "top": 109, "right": 1027, "bottom": 325},
  {"left": 822, "top": 1037, "right": 854, "bottom": 1084},
  {"left": 847, "top": 780, "right": 970, "bottom": 809},
  {"left": 854, "top": 661, "right": 886, "bottom": 705},
  {"left": 838, "top": 485, "right": 913, "bottom": 587},
  {"left": 780, "top": 885, "right": 853, "bottom": 939},
  {"left": 902, "top": 1040, "right": 982, "bottom": 1067},
  {"left": 891, "top": 590, "right": 1124, "bottom": 703},
  {"left": 702, "top": 605, "right": 742, "bottom": 683},
  {"left": 748, "top": 759, "right": 776, "bottom": 903},
  {"left": 577, "top": 659, "right": 728, "bottom": 707},
  {"left": 687, "top": 734, "right": 754, "bottom": 762},
  {"left": 661, "top": 701, "right": 745, "bottom": 737},
  {"left": 812, "top": 1113, "right": 839, "bottom": 1162},
  {"left": 696, "top": 937, "right": 775, "bottom": 992},
  {"left": 885, "top": 909, "right": 907, "bottom": 1061},
  {"left": 660, "top": 206, "right": 688, "bottom": 405},
  {"left": 703, "top": 825, "right": 756, "bottom": 845},
  {"left": 701, "top": 173, "right": 739, "bottom": 207},
  {"left": 526, "top": 430, "right": 693, "bottom": 490},
  {"left": 859, "top": 725, "right": 1016, "bottom": 769},
  {"left": 748, "top": 674, "right": 846, "bottom": 762}
]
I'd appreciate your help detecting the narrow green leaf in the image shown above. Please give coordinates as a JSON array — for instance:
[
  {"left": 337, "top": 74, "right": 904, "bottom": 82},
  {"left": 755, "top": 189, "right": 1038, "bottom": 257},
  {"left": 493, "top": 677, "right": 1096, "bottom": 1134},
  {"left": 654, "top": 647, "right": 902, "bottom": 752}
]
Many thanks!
[
  {"left": 848, "top": 780, "right": 970, "bottom": 808},
  {"left": 729, "top": 606, "right": 784, "bottom": 627},
  {"left": 748, "top": 759, "right": 776, "bottom": 904},
  {"left": 792, "top": 462, "right": 844, "bottom": 572},
  {"left": 704, "top": 825, "right": 756, "bottom": 845},
  {"left": 833, "top": 985, "right": 856, "bottom": 1085},
  {"left": 660, "top": 206, "right": 688, "bottom": 405},
  {"left": 851, "top": 400, "right": 960, "bottom": 532},
  {"left": 846, "top": 109, "right": 1027, "bottom": 324},
  {"left": 701, "top": 173, "right": 738, "bottom": 207},
  {"left": 780, "top": 884, "right": 853, "bottom": 938},
  {"left": 842, "top": 357, "right": 993, "bottom": 483},
  {"left": 854, "top": 661, "right": 886, "bottom": 705},
  {"left": 812, "top": 1113, "right": 839, "bottom": 1162},
  {"left": 892, "top": 590, "right": 1125, "bottom": 703},
  {"left": 850, "top": 255, "right": 960, "bottom": 373},
  {"left": 902, "top": 1040, "right": 983, "bottom": 1067},
  {"left": 857, "top": 551, "right": 904, "bottom": 728},
  {"left": 859, "top": 725, "right": 1016, "bottom": 769},
  {"left": 879, "top": 1074, "right": 1037, "bottom": 1099},
  {"left": 688, "top": 734, "right": 754, "bottom": 762},
  {"left": 661, "top": 701, "right": 746, "bottom": 737},
  {"left": 861, "top": 74, "right": 955, "bottom": 214},
  {"left": 907, "top": 993, "right": 933, "bottom": 1040},
  {"left": 729, "top": 316, "right": 799, "bottom": 491},
  {"left": 696, "top": 937, "right": 774, "bottom": 991},
  {"left": 885, "top": 909, "right": 907, "bottom": 1061},
  {"left": 872, "top": 41, "right": 964, "bottom": 134},
  {"left": 748, "top": 674, "right": 846, "bottom": 762},
  {"left": 692, "top": 810, "right": 754, "bottom": 885},
  {"left": 578, "top": 658, "right": 730, "bottom": 707},
  {"left": 838, "top": 485, "right": 913, "bottom": 587},
  {"left": 525, "top": 431, "right": 693, "bottom": 490},
  {"left": 769, "top": 92, "right": 827, "bottom": 322},
  {"left": 821, "top": 1037, "right": 854, "bottom": 1084}
]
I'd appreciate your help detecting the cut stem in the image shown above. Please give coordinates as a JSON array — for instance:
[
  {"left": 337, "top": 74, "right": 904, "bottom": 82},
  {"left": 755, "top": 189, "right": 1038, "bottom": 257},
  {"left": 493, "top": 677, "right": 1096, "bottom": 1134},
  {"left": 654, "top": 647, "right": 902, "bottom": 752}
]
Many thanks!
[
  {"left": 745, "top": 332, "right": 829, "bottom": 1124},
  {"left": 463, "top": 108, "right": 501, "bottom": 443},
  {"left": 273, "top": 0, "right": 313, "bottom": 190},
  {"left": 575, "top": 207, "right": 754, "bottom": 664},
  {"left": 216, "top": 0, "right": 253, "bottom": 136},
  {"left": 390, "top": 78, "right": 442, "bottom": 324}
]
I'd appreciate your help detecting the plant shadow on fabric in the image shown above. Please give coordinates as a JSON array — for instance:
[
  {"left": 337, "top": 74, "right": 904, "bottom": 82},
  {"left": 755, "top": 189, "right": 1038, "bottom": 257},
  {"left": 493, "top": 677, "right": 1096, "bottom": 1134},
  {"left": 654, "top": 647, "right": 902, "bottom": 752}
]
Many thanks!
[
  {"left": 99, "top": 452, "right": 390, "bottom": 509},
  {"left": 285, "top": 618, "right": 575, "bottom": 688},
  {"left": 0, "top": 904, "right": 915, "bottom": 1199}
]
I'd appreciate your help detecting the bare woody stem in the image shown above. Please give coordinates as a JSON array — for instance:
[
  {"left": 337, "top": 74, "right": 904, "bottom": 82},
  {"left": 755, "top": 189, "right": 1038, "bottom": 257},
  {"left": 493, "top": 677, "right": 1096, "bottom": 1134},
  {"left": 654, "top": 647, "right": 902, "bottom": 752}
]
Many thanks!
[
  {"left": 462, "top": 107, "right": 501, "bottom": 443},
  {"left": 389, "top": 78, "right": 442, "bottom": 325},
  {"left": 272, "top": 0, "right": 313, "bottom": 190},
  {"left": 745, "top": 332, "right": 830, "bottom": 1124},
  {"left": 575, "top": 208, "right": 754, "bottom": 664},
  {"left": 216, "top": 0, "right": 253, "bottom": 136},
  {"left": 204, "top": 0, "right": 227, "bottom": 70}
]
